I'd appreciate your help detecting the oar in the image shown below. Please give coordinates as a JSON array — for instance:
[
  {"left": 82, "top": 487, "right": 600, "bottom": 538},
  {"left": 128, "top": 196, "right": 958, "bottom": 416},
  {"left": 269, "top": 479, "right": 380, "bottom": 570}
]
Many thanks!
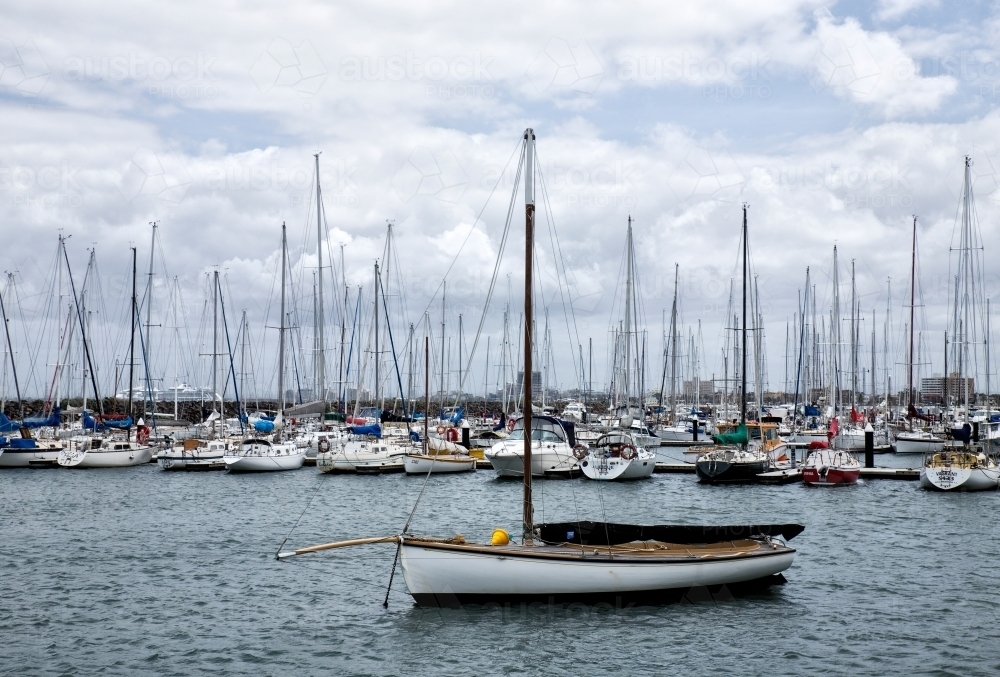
[{"left": 277, "top": 535, "right": 400, "bottom": 559}]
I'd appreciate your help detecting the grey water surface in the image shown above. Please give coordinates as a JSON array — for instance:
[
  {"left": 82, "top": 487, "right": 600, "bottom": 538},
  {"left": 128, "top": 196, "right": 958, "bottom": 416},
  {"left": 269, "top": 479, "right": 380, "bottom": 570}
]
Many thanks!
[{"left": 2, "top": 457, "right": 998, "bottom": 676}]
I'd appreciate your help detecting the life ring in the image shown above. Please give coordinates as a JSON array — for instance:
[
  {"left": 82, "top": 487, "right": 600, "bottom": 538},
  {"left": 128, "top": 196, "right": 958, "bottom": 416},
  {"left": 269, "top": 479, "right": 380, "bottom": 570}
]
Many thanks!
[
  {"left": 437, "top": 425, "right": 446, "bottom": 435},
  {"left": 445, "top": 427, "right": 459, "bottom": 443},
  {"left": 137, "top": 425, "right": 151, "bottom": 445},
  {"left": 506, "top": 419, "right": 516, "bottom": 432},
  {"left": 317, "top": 437, "right": 331, "bottom": 454},
  {"left": 573, "top": 444, "right": 589, "bottom": 460},
  {"left": 620, "top": 445, "right": 637, "bottom": 461}
]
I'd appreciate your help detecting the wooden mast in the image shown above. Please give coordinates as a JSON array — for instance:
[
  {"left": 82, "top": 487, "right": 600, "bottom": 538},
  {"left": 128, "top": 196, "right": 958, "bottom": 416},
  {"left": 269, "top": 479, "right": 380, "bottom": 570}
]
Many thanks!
[{"left": 523, "top": 128, "right": 535, "bottom": 544}]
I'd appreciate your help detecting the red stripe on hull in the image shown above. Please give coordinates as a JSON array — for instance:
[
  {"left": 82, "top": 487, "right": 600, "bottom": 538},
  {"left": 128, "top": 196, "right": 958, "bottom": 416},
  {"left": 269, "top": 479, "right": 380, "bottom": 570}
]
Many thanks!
[{"left": 802, "top": 467, "right": 860, "bottom": 486}]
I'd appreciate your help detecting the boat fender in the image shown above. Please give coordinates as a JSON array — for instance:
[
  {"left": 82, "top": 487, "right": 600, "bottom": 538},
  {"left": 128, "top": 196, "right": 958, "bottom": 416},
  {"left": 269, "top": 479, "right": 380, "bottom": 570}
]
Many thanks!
[
  {"left": 621, "top": 445, "right": 637, "bottom": 461},
  {"left": 819, "top": 465, "right": 828, "bottom": 476},
  {"left": 491, "top": 528, "right": 510, "bottom": 546},
  {"left": 317, "top": 437, "right": 331, "bottom": 454},
  {"left": 573, "top": 444, "right": 588, "bottom": 460},
  {"left": 506, "top": 418, "right": 516, "bottom": 433}
]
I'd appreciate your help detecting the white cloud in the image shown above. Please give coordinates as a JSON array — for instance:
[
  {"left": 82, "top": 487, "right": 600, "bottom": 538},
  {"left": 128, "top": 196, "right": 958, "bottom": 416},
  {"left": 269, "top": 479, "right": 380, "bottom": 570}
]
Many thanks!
[
  {"left": 810, "top": 11, "right": 957, "bottom": 117},
  {"left": 876, "top": 0, "right": 939, "bottom": 22}
]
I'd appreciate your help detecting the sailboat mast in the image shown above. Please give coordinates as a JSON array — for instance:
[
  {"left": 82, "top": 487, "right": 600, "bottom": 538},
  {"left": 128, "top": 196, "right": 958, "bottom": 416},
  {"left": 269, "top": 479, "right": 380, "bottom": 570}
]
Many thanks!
[
  {"left": 908, "top": 216, "right": 917, "bottom": 412},
  {"left": 375, "top": 262, "right": 380, "bottom": 408},
  {"left": 146, "top": 222, "right": 156, "bottom": 388},
  {"left": 740, "top": 204, "right": 748, "bottom": 426},
  {"left": 669, "top": 263, "right": 678, "bottom": 421},
  {"left": 0, "top": 276, "right": 24, "bottom": 420},
  {"left": 315, "top": 153, "right": 325, "bottom": 403},
  {"left": 128, "top": 247, "right": 137, "bottom": 423},
  {"left": 624, "top": 216, "right": 633, "bottom": 410},
  {"left": 279, "top": 223, "right": 287, "bottom": 413},
  {"left": 522, "top": 128, "right": 535, "bottom": 543},
  {"left": 440, "top": 282, "right": 446, "bottom": 409},
  {"left": 212, "top": 269, "right": 219, "bottom": 435}
]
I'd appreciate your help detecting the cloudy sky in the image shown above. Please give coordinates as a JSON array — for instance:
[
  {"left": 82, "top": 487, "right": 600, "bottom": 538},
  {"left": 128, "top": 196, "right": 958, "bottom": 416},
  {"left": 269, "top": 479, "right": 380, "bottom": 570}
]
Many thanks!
[{"left": 2, "top": 0, "right": 999, "bottom": 402}]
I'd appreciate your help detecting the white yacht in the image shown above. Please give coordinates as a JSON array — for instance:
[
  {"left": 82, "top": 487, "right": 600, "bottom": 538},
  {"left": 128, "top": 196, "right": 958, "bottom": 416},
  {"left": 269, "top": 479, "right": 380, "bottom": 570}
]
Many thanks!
[
  {"left": 58, "top": 436, "right": 153, "bottom": 468},
  {"left": 485, "top": 415, "right": 578, "bottom": 477},
  {"left": 224, "top": 438, "right": 305, "bottom": 472},
  {"left": 579, "top": 430, "right": 655, "bottom": 480},
  {"left": 316, "top": 435, "right": 408, "bottom": 473},
  {"left": 158, "top": 438, "right": 234, "bottom": 470}
]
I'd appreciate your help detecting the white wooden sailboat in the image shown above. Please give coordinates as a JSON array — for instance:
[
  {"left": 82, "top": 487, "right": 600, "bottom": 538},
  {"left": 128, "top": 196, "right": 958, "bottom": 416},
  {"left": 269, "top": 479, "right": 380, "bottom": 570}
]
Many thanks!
[{"left": 278, "top": 129, "right": 801, "bottom": 605}]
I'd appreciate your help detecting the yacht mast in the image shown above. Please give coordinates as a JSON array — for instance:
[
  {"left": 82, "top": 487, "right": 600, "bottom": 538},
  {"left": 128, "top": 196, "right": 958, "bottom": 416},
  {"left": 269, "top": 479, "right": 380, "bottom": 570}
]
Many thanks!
[
  {"left": 522, "top": 128, "right": 535, "bottom": 543},
  {"left": 212, "top": 269, "right": 219, "bottom": 436},
  {"left": 314, "top": 153, "right": 325, "bottom": 403},
  {"left": 279, "top": 223, "right": 287, "bottom": 414},
  {"left": 908, "top": 216, "right": 917, "bottom": 415},
  {"left": 740, "top": 204, "right": 748, "bottom": 427},
  {"left": 624, "top": 216, "right": 633, "bottom": 412},
  {"left": 128, "top": 247, "right": 137, "bottom": 425}
]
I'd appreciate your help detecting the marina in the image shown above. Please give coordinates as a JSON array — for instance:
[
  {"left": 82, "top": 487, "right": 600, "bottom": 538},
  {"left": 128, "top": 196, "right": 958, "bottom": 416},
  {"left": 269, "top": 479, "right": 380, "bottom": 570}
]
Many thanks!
[{"left": 6, "top": 0, "right": 1000, "bottom": 674}]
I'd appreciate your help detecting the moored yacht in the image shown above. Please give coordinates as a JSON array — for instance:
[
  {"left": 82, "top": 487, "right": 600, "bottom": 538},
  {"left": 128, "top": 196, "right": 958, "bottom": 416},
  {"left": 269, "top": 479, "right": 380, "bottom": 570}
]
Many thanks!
[
  {"left": 484, "top": 415, "right": 578, "bottom": 477},
  {"left": 58, "top": 436, "right": 153, "bottom": 468},
  {"left": 224, "top": 437, "right": 305, "bottom": 472},
  {"left": 579, "top": 430, "right": 655, "bottom": 480}
]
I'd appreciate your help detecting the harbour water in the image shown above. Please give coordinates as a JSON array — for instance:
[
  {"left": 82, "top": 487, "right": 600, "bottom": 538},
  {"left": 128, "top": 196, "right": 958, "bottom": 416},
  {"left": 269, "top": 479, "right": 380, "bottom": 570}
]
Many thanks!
[{"left": 3, "top": 459, "right": 999, "bottom": 676}]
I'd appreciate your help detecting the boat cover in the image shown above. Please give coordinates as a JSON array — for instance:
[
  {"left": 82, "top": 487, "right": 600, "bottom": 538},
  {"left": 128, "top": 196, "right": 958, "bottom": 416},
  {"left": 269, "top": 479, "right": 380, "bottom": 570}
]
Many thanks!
[
  {"left": 349, "top": 424, "right": 382, "bottom": 438},
  {"left": 0, "top": 413, "right": 19, "bottom": 433},
  {"left": 538, "top": 521, "right": 805, "bottom": 546},
  {"left": 22, "top": 407, "right": 60, "bottom": 429},
  {"left": 712, "top": 423, "right": 748, "bottom": 445}
]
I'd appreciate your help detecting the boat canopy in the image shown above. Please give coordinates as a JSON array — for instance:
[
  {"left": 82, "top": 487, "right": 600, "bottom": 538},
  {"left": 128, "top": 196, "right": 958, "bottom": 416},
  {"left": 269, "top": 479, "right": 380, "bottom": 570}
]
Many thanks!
[
  {"left": 506, "top": 416, "right": 575, "bottom": 446},
  {"left": 22, "top": 407, "right": 61, "bottom": 429},
  {"left": 0, "top": 413, "right": 19, "bottom": 433},
  {"left": 712, "top": 423, "right": 748, "bottom": 445},
  {"left": 538, "top": 521, "right": 805, "bottom": 546},
  {"left": 83, "top": 411, "right": 133, "bottom": 430},
  {"left": 349, "top": 424, "right": 382, "bottom": 438}
]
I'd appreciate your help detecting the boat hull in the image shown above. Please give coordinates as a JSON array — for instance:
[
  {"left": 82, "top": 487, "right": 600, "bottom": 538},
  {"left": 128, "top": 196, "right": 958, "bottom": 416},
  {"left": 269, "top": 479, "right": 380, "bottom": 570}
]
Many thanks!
[
  {"left": 919, "top": 466, "right": 999, "bottom": 491},
  {"left": 399, "top": 539, "right": 795, "bottom": 605},
  {"left": 801, "top": 466, "right": 860, "bottom": 486},
  {"left": 695, "top": 458, "right": 768, "bottom": 484},
  {"left": 894, "top": 435, "right": 945, "bottom": 455},
  {"left": 580, "top": 454, "right": 654, "bottom": 480},
  {"left": 224, "top": 451, "right": 305, "bottom": 473},
  {"left": 0, "top": 447, "right": 62, "bottom": 467},
  {"left": 485, "top": 444, "right": 578, "bottom": 477},
  {"left": 59, "top": 446, "right": 153, "bottom": 468},
  {"left": 404, "top": 454, "right": 475, "bottom": 474},
  {"left": 157, "top": 451, "right": 226, "bottom": 470}
]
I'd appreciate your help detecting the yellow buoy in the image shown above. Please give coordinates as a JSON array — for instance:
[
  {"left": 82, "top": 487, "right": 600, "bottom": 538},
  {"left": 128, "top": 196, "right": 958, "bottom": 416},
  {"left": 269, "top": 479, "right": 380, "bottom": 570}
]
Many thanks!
[{"left": 490, "top": 528, "right": 510, "bottom": 546}]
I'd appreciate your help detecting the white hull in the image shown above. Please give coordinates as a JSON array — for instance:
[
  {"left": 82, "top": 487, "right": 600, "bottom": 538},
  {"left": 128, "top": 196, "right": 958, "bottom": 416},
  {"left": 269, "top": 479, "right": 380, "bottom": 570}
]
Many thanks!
[
  {"left": 59, "top": 446, "right": 153, "bottom": 468},
  {"left": 0, "top": 447, "right": 62, "bottom": 467},
  {"left": 404, "top": 454, "right": 476, "bottom": 474},
  {"left": 920, "top": 466, "right": 999, "bottom": 491},
  {"left": 399, "top": 539, "right": 795, "bottom": 601},
  {"left": 485, "top": 441, "right": 577, "bottom": 477},
  {"left": 580, "top": 453, "right": 655, "bottom": 480},
  {"left": 894, "top": 434, "right": 945, "bottom": 455},
  {"left": 225, "top": 450, "right": 305, "bottom": 472},
  {"left": 158, "top": 450, "right": 227, "bottom": 470},
  {"left": 317, "top": 440, "right": 409, "bottom": 473}
]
